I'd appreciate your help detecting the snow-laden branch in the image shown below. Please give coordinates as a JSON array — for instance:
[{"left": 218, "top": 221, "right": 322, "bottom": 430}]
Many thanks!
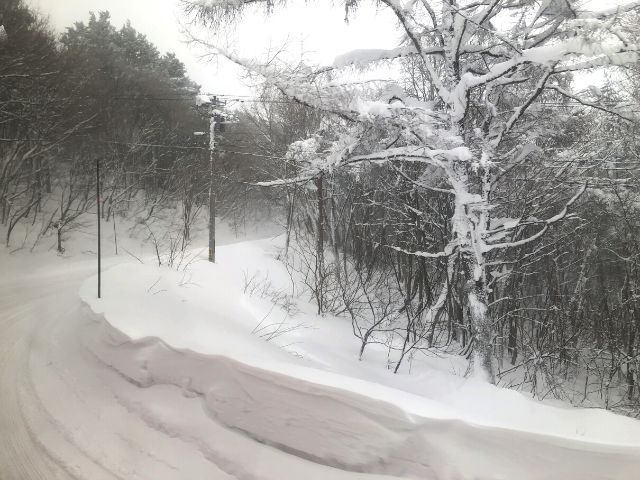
[
  {"left": 474, "top": 0, "right": 501, "bottom": 26},
  {"left": 484, "top": 183, "right": 587, "bottom": 252},
  {"left": 546, "top": 85, "right": 637, "bottom": 121},
  {"left": 331, "top": 43, "right": 504, "bottom": 68},
  {"left": 387, "top": 241, "right": 456, "bottom": 259},
  {"left": 186, "top": 36, "right": 359, "bottom": 121},
  {"left": 448, "top": 38, "right": 640, "bottom": 122},
  {"left": 390, "top": 163, "right": 454, "bottom": 195},
  {"left": 576, "top": 1, "right": 640, "bottom": 19},
  {"left": 344, "top": 145, "right": 472, "bottom": 169},
  {"left": 553, "top": 50, "right": 639, "bottom": 72},
  {"left": 490, "top": 67, "right": 555, "bottom": 147},
  {"left": 333, "top": 46, "right": 429, "bottom": 68},
  {"left": 252, "top": 175, "right": 315, "bottom": 187},
  {"left": 379, "top": 0, "right": 447, "bottom": 103}
]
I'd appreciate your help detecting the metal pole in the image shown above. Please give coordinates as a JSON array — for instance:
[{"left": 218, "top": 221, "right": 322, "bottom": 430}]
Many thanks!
[
  {"left": 97, "top": 157, "right": 101, "bottom": 298},
  {"left": 208, "top": 98, "right": 216, "bottom": 263}
]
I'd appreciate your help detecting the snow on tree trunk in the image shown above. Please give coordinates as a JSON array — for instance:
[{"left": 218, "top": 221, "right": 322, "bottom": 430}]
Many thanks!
[
  {"left": 468, "top": 278, "right": 494, "bottom": 382},
  {"left": 315, "top": 173, "right": 325, "bottom": 314}
]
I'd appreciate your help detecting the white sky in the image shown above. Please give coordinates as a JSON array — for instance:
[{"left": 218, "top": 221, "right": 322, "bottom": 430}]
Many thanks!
[
  {"left": 29, "top": 0, "right": 399, "bottom": 96},
  {"left": 27, "top": 0, "right": 623, "bottom": 97}
]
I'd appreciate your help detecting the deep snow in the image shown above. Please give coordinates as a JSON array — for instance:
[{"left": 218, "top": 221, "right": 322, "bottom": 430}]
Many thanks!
[{"left": 77, "top": 237, "right": 640, "bottom": 479}]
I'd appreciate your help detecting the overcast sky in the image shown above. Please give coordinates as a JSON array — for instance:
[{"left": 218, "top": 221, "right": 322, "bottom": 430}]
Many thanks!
[
  {"left": 27, "top": 0, "right": 619, "bottom": 98},
  {"left": 29, "top": 0, "right": 398, "bottom": 97}
]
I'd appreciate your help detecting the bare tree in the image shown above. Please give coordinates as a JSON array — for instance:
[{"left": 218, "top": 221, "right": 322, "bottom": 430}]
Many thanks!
[{"left": 185, "top": 0, "right": 640, "bottom": 381}]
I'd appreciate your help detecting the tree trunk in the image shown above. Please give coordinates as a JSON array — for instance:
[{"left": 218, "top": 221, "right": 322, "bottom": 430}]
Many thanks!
[
  {"left": 57, "top": 226, "right": 63, "bottom": 254},
  {"left": 467, "top": 277, "right": 495, "bottom": 383},
  {"left": 315, "top": 173, "right": 325, "bottom": 314},
  {"left": 284, "top": 185, "right": 296, "bottom": 256}
]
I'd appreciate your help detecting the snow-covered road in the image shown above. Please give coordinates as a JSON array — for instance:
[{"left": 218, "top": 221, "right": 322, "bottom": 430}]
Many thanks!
[
  {"left": 0, "top": 257, "right": 400, "bottom": 479},
  {"left": 0, "top": 258, "right": 395, "bottom": 479},
  {"left": 0, "top": 259, "right": 230, "bottom": 479},
  {"left": 0, "top": 270, "right": 78, "bottom": 480}
]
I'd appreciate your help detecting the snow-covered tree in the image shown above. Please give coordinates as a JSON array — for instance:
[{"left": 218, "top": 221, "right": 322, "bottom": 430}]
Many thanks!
[{"left": 185, "top": 0, "right": 640, "bottom": 381}]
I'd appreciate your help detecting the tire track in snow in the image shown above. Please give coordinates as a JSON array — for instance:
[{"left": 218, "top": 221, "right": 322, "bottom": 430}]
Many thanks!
[
  {"left": 0, "top": 289, "right": 78, "bottom": 480},
  {"left": 28, "top": 300, "right": 226, "bottom": 479},
  {"left": 0, "top": 267, "right": 228, "bottom": 479}
]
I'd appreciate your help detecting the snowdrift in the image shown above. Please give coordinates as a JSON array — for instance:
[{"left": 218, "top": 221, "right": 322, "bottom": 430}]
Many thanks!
[{"left": 79, "top": 239, "right": 640, "bottom": 480}]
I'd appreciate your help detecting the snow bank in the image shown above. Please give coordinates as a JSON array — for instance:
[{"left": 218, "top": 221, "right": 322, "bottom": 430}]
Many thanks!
[{"left": 79, "top": 238, "right": 640, "bottom": 479}]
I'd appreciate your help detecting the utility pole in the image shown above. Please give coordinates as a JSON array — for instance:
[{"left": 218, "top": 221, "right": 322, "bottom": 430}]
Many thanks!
[
  {"left": 196, "top": 94, "right": 225, "bottom": 263},
  {"left": 96, "top": 157, "right": 101, "bottom": 298},
  {"left": 208, "top": 97, "right": 217, "bottom": 263}
]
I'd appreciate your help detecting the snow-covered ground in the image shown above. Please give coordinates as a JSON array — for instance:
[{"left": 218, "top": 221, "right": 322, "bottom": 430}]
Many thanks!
[
  {"left": 2, "top": 213, "right": 640, "bottom": 479},
  {"left": 72, "top": 236, "right": 640, "bottom": 479}
]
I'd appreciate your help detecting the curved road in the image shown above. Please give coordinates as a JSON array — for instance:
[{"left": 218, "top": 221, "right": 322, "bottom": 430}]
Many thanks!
[
  {"left": 0, "top": 258, "right": 230, "bottom": 479},
  {"left": 2, "top": 254, "right": 640, "bottom": 480},
  {"left": 0, "top": 271, "right": 75, "bottom": 480},
  {"left": 0, "top": 254, "right": 398, "bottom": 480}
]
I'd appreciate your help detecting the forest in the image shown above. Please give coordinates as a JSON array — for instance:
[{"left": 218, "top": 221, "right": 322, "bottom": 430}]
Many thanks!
[{"left": 3, "top": 0, "right": 640, "bottom": 419}]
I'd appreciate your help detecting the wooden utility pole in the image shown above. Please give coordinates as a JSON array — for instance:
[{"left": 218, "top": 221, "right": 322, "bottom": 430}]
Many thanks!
[{"left": 208, "top": 97, "right": 217, "bottom": 263}]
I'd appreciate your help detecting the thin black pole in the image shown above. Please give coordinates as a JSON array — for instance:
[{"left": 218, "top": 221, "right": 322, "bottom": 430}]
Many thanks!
[{"left": 96, "top": 157, "right": 101, "bottom": 298}]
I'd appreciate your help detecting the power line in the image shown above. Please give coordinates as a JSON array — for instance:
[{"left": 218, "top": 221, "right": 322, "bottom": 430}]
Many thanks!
[
  {"left": 218, "top": 149, "right": 287, "bottom": 160},
  {"left": 6, "top": 90, "right": 640, "bottom": 109},
  {"left": 101, "top": 140, "right": 206, "bottom": 150},
  {"left": 0, "top": 136, "right": 287, "bottom": 159},
  {"left": 0, "top": 137, "right": 205, "bottom": 150},
  {"left": 106, "top": 94, "right": 640, "bottom": 108}
]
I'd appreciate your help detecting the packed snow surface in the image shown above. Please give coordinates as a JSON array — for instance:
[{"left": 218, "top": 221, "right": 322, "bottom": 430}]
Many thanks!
[{"left": 77, "top": 237, "right": 640, "bottom": 479}]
